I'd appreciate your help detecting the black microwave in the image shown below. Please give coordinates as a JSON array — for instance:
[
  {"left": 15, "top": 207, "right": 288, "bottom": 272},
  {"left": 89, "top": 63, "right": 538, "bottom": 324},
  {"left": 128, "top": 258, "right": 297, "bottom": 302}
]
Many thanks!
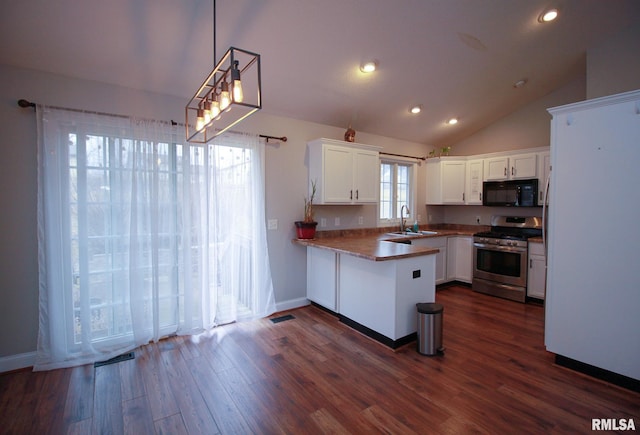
[{"left": 482, "top": 179, "right": 538, "bottom": 207}]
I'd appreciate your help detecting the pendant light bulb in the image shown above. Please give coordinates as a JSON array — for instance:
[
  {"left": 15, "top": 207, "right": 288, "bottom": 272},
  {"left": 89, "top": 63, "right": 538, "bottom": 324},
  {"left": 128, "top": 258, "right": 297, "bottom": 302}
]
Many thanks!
[
  {"left": 220, "top": 81, "right": 231, "bottom": 111},
  {"left": 231, "top": 61, "right": 244, "bottom": 103},
  {"left": 211, "top": 94, "right": 221, "bottom": 119},
  {"left": 203, "top": 100, "right": 212, "bottom": 124},
  {"left": 196, "top": 108, "right": 205, "bottom": 131}
]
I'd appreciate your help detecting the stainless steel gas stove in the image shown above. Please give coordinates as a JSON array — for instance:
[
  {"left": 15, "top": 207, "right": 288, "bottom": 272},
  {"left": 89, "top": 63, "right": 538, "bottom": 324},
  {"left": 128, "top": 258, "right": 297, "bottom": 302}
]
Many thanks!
[{"left": 472, "top": 216, "right": 542, "bottom": 303}]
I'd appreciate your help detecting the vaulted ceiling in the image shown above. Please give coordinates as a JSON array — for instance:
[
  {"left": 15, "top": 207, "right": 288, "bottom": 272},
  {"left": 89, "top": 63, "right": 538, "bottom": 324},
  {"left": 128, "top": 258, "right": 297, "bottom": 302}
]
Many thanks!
[{"left": 2, "top": 0, "right": 639, "bottom": 145}]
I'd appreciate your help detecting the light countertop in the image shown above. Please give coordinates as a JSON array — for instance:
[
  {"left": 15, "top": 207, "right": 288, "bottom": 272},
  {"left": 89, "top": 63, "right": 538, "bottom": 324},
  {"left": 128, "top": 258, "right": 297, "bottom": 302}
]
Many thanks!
[{"left": 293, "top": 226, "right": 479, "bottom": 261}]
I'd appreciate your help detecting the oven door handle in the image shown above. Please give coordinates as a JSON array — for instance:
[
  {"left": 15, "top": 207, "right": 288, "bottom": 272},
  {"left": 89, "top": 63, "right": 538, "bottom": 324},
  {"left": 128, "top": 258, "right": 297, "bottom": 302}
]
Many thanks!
[{"left": 473, "top": 242, "right": 527, "bottom": 254}]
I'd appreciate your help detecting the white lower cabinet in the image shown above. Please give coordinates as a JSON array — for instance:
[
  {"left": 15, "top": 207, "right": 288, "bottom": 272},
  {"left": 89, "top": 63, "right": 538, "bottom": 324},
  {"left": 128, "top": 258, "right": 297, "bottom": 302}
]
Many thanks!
[
  {"left": 411, "top": 237, "right": 447, "bottom": 284},
  {"left": 306, "top": 247, "right": 337, "bottom": 311},
  {"left": 527, "top": 241, "right": 546, "bottom": 299},
  {"left": 446, "top": 236, "right": 473, "bottom": 283}
]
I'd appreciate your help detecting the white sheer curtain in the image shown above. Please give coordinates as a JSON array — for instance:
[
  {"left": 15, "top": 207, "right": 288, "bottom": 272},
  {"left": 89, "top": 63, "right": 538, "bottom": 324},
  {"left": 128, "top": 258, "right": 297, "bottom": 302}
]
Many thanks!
[{"left": 35, "top": 106, "right": 275, "bottom": 371}]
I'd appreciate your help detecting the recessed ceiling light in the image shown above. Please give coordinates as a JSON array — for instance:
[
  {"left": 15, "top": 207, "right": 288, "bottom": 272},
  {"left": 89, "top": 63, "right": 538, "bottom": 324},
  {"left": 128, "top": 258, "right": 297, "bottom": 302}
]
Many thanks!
[
  {"left": 410, "top": 105, "right": 422, "bottom": 114},
  {"left": 513, "top": 78, "right": 528, "bottom": 89},
  {"left": 360, "top": 60, "right": 378, "bottom": 73},
  {"left": 539, "top": 8, "right": 558, "bottom": 23},
  {"left": 446, "top": 118, "right": 458, "bottom": 125}
]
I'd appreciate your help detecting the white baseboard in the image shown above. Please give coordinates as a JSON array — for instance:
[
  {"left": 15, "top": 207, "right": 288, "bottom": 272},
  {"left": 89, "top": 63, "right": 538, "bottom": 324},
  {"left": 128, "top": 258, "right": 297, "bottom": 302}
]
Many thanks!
[
  {"left": 0, "top": 351, "right": 36, "bottom": 373},
  {"left": 275, "top": 297, "right": 310, "bottom": 313}
]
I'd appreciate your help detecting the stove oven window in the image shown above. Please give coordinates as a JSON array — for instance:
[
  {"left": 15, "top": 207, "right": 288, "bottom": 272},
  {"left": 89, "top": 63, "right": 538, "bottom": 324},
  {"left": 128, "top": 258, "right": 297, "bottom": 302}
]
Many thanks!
[{"left": 476, "top": 248, "right": 521, "bottom": 278}]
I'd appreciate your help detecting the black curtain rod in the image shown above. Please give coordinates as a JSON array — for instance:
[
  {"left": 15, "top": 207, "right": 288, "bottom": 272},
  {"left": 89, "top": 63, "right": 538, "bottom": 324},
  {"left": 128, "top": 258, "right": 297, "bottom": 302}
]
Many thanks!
[
  {"left": 17, "top": 99, "right": 286, "bottom": 142},
  {"left": 380, "top": 151, "right": 426, "bottom": 161},
  {"left": 260, "top": 134, "right": 288, "bottom": 142}
]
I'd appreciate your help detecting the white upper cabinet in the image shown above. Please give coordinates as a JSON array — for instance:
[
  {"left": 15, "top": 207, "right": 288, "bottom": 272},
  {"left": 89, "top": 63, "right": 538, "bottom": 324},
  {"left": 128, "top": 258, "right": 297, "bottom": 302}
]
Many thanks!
[
  {"left": 484, "top": 153, "right": 538, "bottom": 181},
  {"left": 425, "top": 147, "right": 549, "bottom": 206},
  {"left": 537, "top": 150, "right": 551, "bottom": 206},
  {"left": 483, "top": 156, "right": 510, "bottom": 180},
  {"left": 510, "top": 153, "right": 538, "bottom": 179},
  {"left": 352, "top": 148, "right": 380, "bottom": 203},
  {"left": 426, "top": 158, "right": 466, "bottom": 205},
  {"left": 465, "top": 159, "right": 483, "bottom": 204},
  {"left": 308, "top": 138, "right": 381, "bottom": 204}
]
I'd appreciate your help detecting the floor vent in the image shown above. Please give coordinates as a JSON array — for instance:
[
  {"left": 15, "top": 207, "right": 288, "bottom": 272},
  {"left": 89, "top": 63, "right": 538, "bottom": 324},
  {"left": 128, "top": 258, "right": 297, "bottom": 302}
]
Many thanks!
[
  {"left": 270, "top": 314, "right": 295, "bottom": 324},
  {"left": 94, "top": 351, "right": 135, "bottom": 368}
]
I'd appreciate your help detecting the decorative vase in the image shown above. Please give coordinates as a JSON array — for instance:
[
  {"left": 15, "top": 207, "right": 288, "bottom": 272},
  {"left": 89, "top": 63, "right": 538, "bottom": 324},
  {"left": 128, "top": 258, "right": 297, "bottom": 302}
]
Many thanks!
[
  {"left": 344, "top": 125, "right": 355, "bottom": 142},
  {"left": 295, "top": 221, "right": 318, "bottom": 239}
]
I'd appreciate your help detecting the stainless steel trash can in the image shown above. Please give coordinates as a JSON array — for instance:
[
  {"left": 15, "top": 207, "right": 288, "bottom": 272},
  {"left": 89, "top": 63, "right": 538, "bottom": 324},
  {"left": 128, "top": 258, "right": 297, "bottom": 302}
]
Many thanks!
[{"left": 416, "top": 302, "right": 444, "bottom": 356}]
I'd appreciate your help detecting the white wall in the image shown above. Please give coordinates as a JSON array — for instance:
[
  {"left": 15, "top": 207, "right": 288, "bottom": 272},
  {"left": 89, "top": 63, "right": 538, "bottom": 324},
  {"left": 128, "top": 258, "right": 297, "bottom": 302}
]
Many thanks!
[{"left": 0, "top": 64, "right": 430, "bottom": 365}]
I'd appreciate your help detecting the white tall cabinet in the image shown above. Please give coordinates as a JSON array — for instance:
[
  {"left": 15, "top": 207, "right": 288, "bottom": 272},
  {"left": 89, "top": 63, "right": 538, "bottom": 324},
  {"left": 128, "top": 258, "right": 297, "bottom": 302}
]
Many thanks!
[{"left": 546, "top": 89, "right": 640, "bottom": 381}]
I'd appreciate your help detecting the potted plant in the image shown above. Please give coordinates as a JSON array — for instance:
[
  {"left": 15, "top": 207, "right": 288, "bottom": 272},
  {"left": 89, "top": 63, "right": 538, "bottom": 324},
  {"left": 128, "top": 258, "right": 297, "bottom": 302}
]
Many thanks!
[{"left": 295, "top": 180, "right": 318, "bottom": 239}]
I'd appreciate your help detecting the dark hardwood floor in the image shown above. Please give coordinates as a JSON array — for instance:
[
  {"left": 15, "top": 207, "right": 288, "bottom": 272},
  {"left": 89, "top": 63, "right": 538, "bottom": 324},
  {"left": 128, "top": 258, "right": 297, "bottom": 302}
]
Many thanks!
[{"left": 1, "top": 285, "right": 638, "bottom": 434}]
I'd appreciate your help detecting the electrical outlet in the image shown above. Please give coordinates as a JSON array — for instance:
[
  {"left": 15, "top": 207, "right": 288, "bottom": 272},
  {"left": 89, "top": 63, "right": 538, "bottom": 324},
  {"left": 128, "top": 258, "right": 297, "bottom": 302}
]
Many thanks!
[
  {"left": 428, "top": 214, "right": 433, "bottom": 223},
  {"left": 358, "top": 216, "right": 364, "bottom": 225},
  {"left": 320, "top": 218, "right": 327, "bottom": 228},
  {"left": 267, "top": 219, "right": 278, "bottom": 230},
  {"left": 417, "top": 214, "right": 421, "bottom": 223},
  {"left": 476, "top": 216, "right": 481, "bottom": 224},
  {"left": 334, "top": 217, "right": 340, "bottom": 226}
]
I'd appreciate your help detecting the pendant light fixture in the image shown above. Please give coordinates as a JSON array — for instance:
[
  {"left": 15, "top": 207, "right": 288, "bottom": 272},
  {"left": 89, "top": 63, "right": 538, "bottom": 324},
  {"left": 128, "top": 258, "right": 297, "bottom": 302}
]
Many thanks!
[{"left": 185, "top": 0, "right": 262, "bottom": 143}]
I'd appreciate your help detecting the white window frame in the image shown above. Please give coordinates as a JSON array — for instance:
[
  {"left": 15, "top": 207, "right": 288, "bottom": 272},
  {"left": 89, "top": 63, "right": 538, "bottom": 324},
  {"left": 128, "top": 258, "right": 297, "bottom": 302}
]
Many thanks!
[{"left": 378, "top": 156, "right": 417, "bottom": 228}]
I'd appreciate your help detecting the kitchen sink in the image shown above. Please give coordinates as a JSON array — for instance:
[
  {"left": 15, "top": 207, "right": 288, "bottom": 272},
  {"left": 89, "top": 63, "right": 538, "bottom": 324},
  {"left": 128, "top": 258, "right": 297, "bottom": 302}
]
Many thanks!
[
  {"left": 385, "top": 230, "right": 439, "bottom": 237},
  {"left": 385, "top": 231, "right": 411, "bottom": 236}
]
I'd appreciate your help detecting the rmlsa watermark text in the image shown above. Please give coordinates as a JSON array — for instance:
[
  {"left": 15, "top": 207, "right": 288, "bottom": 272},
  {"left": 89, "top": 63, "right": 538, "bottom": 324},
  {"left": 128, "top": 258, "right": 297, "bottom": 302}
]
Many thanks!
[{"left": 592, "top": 418, "right": 636, "bottom": 431}]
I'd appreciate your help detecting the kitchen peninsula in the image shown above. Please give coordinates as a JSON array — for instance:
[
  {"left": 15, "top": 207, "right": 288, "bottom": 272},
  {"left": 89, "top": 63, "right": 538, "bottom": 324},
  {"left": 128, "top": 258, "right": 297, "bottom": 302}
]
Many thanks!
[{"left": 294, "top": 233, "right": 440, "bottom": 348}]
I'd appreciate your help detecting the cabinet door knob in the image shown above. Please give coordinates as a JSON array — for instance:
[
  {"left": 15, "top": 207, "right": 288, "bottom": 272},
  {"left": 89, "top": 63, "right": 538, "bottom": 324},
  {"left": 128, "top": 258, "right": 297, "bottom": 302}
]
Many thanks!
[
  {"left": 356, "top": 189, "right": 359, "bottom": 200},
  {"left": 350, "top": 190, "right": 353, "bottom": 200},
  {"left": 512, "top": 167, "right": 515, "bottom": 176},
  {"left": 504, "top": 167, "right": 507, "bottom": 176}
]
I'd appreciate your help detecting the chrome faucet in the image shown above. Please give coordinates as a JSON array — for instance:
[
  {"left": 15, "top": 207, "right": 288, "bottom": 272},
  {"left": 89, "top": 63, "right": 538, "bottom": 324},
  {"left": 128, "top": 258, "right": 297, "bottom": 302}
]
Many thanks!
[{"left": 400, "top": 205, "right": 410, "bottom": 232}]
